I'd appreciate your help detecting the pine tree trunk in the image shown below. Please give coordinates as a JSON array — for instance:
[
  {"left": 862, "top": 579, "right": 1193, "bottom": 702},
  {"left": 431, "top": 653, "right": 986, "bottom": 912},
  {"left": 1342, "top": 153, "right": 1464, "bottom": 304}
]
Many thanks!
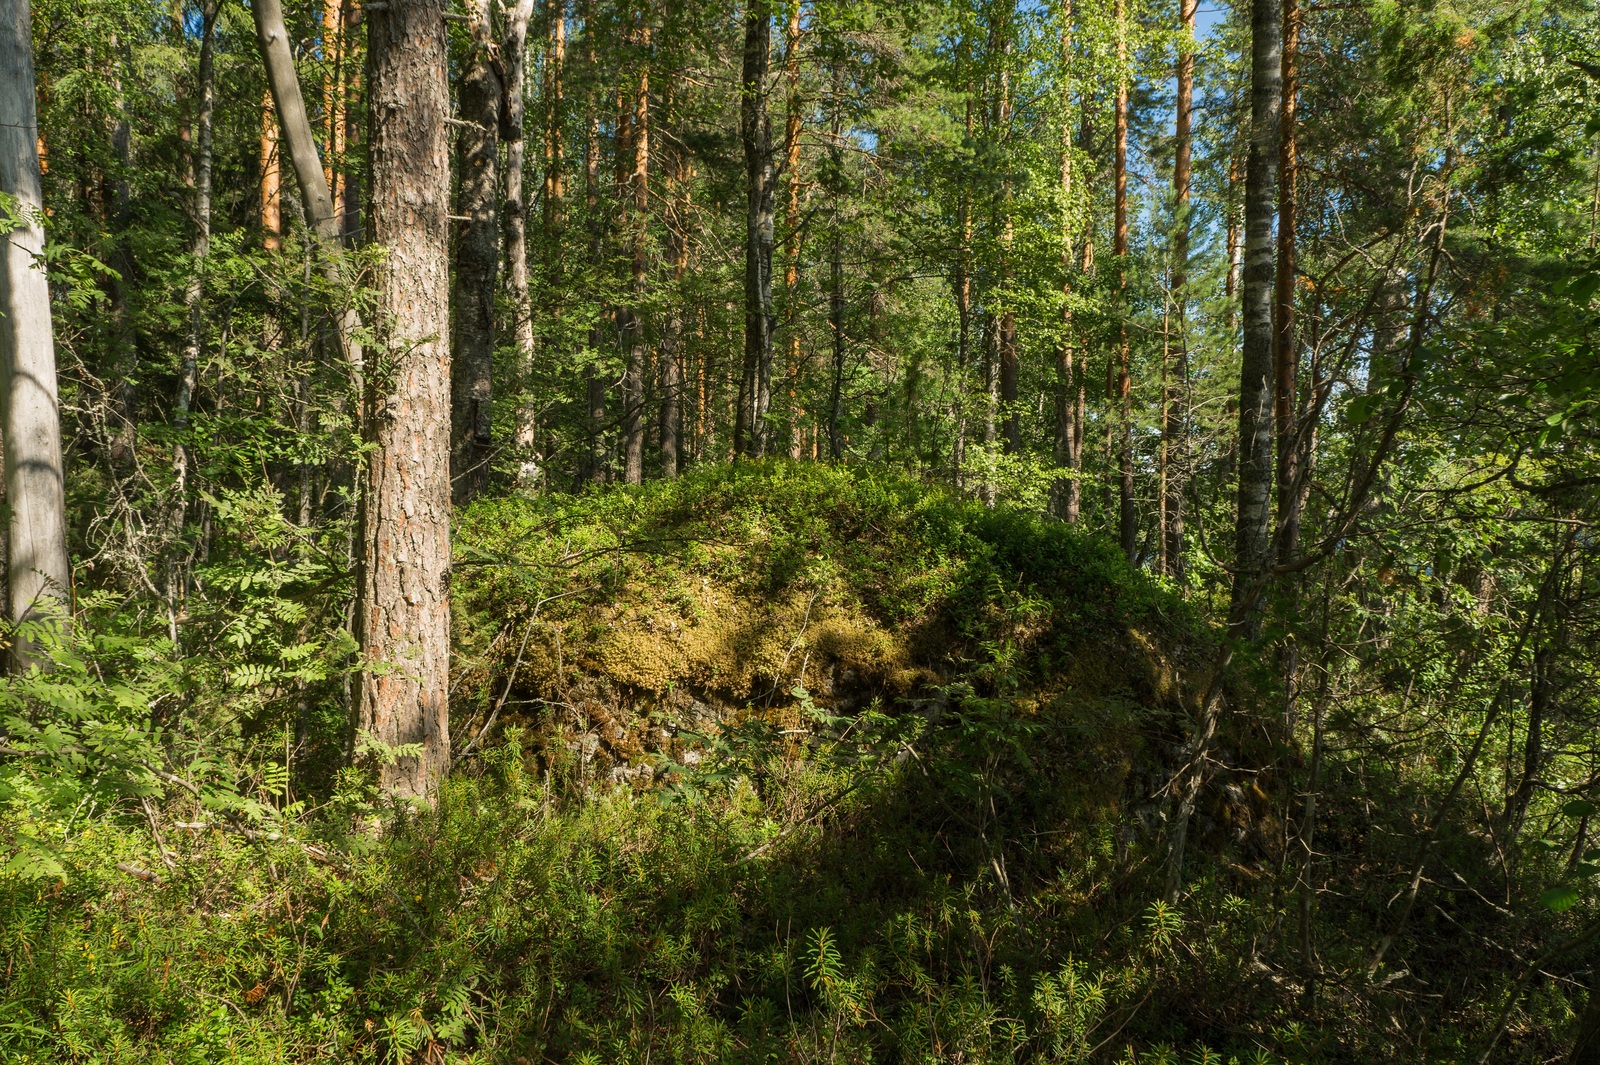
[
  {"left": 1164, "top": 0, "right": 1196, "bottom": 580},
  {"left": 450, "top": 0, "right": 504, "bottom": 503},
  {"left": 358, "top": 0, "right": 452, "bottom": 801},
  {"left": 660, "top": 133, "right": 690, "bottom": 479},
  {"left": 1273, "top": 0, "right": 1301, "bottom": 563},
  {"left": 1114, "top": 0, "right": 1134, "bottom": 561},
  {"left": 1050, "top": 13, "right": 1077, "bottom": 523},
  {"left": 620, "top": 30, "right": 650, "bottom": 485},
  {"left": 736, "top": 0, "right": 774, "bottom": 458},
  {"left": 827, "top": 232, "right": 844, "bottom": 461},
  {"left": 0, "top": 0, "right": 71, "bottom": 667},
  {"left": 261, "top": 91, "right": 281, "bottom": 249},
  {"left": 1230, "top": 0, "right": 1283, "bottom": 634},
  {"left": 782, "top": 0, "right": 803, "bottom": 460},
  {"left": 580, "top": 0, "right": 606, "bottom": 483}
]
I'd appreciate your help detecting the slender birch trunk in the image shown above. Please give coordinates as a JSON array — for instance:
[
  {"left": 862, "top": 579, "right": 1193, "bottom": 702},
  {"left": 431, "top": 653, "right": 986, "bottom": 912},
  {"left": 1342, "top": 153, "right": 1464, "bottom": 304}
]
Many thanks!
[
  {"left": 1273, "top": 0, "right": 1302, "bottom": 562},
  {"left": 736, "top": 0, "right": 774, "bottom": 457},
  {"left": 620, "top": 29, "right": 650, "bottom": 485},
  {"left": 0, "top": 0, "right": 71, "bottom": 667},
  {"left": 503, "top": 0, "right": 537, "bottom": 360},
  {"left": 1230, "top": 0, "right": 1284, "bottom": 634}
]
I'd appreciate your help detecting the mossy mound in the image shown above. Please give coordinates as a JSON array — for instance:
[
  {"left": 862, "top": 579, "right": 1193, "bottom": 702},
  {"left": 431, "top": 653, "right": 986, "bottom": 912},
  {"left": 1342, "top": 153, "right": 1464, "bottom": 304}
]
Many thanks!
[{"left": 453, "top": 461, "right": 1217, "bottom": 798}]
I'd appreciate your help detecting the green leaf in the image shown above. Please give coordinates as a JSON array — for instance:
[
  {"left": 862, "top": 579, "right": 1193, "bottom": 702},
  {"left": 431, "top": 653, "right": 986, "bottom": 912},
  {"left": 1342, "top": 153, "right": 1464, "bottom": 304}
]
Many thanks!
[
  {"left": 1563, "top": 799, "right": 1598, "bottom": 818},
  {"left": 1540, "top": 884, "right": 1580, "bottom": 913}
]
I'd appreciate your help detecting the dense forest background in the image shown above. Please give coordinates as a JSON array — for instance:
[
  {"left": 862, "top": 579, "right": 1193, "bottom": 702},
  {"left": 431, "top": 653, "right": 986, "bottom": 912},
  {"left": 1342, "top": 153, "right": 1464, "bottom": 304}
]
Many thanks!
[{"left": 4, "top": 0, "right": 1600, "bottom": 1061}]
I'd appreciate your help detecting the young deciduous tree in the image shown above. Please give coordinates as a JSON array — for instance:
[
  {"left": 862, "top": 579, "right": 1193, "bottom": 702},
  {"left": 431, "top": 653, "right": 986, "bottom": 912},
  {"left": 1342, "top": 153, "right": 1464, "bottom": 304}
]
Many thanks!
[{"left": 0, "top": 0, "right": 70, "bottom": 669}]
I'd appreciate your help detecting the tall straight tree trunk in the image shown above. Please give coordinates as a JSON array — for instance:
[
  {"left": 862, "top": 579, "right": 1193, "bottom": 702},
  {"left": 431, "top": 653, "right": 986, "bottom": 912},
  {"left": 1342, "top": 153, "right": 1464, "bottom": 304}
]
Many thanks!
[
  {"left": 0, "top": 0, "right": 71, "bottom": 667},
  {"left": 1225, "top": 150, "right": 1242, "bottom": 333},
  {"left": 620, "top": 29, "right": 650, "bottom": 485},
  {"left": 503, "top": 0, "right": 537, "bottom": 360},
  {"left": 1273, "top": 0, "right": 1301, "bottom": 562},
  {"left": 254, "top": 0, "right": 362, "bottom": 383},
  {"left": 1051, "top": 11, "right": 1078, "bottom": 523},
  {"left": 359, "top": 0, "right": 452, "bottom": 800},
  {"left": 261, "top": 91, "right": 282, "bottom": 249},
  {"left": 338, "top": 0, "right": 362, "bottom": 243},
  {"left": 1230, "top": 0, "right": 1284, "bottom": 634},
  {"left": 450, "top": 0, "right": 504, "bottom": 503},
  {"left": 660, "top": 123, "right": 690, "bottom": 479},
  {"left": 782, "top": 0, "right": 804, "bottom": 459},
  {"left": 1164, "top": 0, "right": 1197, "bottom": 580},
  {"left": 580, "top": 0, "right": 606, "bottom": 483},
  {"left": 173, "top": 0, "right": 218, "bottom": 521},
  {"left": 1114, "top": 0, "right": 1134, "bottom": 561},
  {"left": 997, "top": 46, "right": 1019, "bottom": 457},
  {"left": 827, "top": 231, "right": 844, "bottom": 461},
  {"left": 954, "top": 94, "right": 974, "bottom": 488},
  {"left": 736, "top": 0, "right": 774, "bottom": 457}
]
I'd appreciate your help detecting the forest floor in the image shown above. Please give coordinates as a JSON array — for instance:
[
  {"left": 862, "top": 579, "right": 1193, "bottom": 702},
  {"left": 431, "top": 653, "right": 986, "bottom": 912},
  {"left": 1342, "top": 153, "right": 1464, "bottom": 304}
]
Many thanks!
[{"left": 0, "top": 464, "right": 1559, "bottom": 1063}]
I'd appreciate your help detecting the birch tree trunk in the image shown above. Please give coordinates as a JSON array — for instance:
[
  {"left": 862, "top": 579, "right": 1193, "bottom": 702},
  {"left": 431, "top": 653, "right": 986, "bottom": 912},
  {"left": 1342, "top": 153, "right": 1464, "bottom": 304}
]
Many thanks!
[
  {"left": 736, "top": 0, "right": 774, "bottom": 458},
  {"left": 172, "top": 0, "right": 218, "bottom": 538},
  {"left": 358, "top": 0, "right": 452, "bottom": 801},
  {"left": 997, "top": 41, "right": 1019, "bottom": 458},
  {"left": 782, "top": 0, "right": 804, "bottom": 459},
  {"left": 0, "top": 0, "right": 71, "bottom": 667},
  {"left": 503, "top": 0, "right": 536, "bottom": 362},
  {"left": 1273, "top": 0, "right": 1302, "bottom": 562},
  {"left": 450, "top": 0, "right": 504, "bottom": 503},
  {"left": 1229, "top": 0, "right": 1283, "bottom": 635},
  {"left": 253, "top": 0, "right": 362, "bottom": 384}
]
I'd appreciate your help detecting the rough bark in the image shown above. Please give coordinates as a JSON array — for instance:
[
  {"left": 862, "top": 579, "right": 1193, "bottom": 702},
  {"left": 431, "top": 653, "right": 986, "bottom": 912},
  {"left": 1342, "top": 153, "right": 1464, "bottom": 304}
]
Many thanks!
[
  {"left": 450, "top": 0, "right": 504, "bottom": 503},
  {"left": 1229, "top": 0, "right": 1283, "bottom": 635},
  {"left": 503, "top": 0, "right": 537, "bottom": 360},
  {"left": 828, "top": 232, "right": 844, "bottom": 461},
  {"left": 0, "top": 0, "right": 71, "bottom": 667},
  {"left": 1114, "top": 0, "right": 1134, "bottom": 561},
  {"left": 358, "top": 0, "right": 452, "bottom": 801},
  {"left": 1273, "top": 0, "right": 1301, "bottom": 562},
  {"left": 620, "top": 30, "right": 650, "bottom": 485},
  {"left": 736, "top": 0, "right": 774, "bottom": 457},
  {"left": 1163, "top": 0, "right": 1196, "bottom": 580},
  {"left": 782, "top": 0, "right": 804, "bottom": 459},
  {"left": 260, "top": 90, "right": 282, "bottom": 250}
]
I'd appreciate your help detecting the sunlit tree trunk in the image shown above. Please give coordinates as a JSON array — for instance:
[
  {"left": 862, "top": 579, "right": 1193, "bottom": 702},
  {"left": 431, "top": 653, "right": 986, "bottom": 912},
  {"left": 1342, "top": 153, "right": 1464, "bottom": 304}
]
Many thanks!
[
  {"left": 358, "top": 0, "right": 452, "bottom": 801},
  {"left": 261, "top": 91, "right": 281, "bottom": 249},
  {"left": 173, "top": 0, "right": 218, "bottom": 537},
  {"left": 1114, "top": 0, "right": 1134, "bottom": 561},
  {"left": 1050, "top": 11, "right": 1078, "bottom": 524},
  {"left": 736, "top": 0, "right": 774, "bottom": 457},
  {"left": 1230, "top": 0, "right": 1282, "bottom": 634},
  {"left": 620, "top": 29, "right": 650, "bottom": 485},
  {"left": 1273, "top": 0, "right": 1301, "bottom": 562},
  {"left": 782, "top": 0, "right": 804, "bottom": 460},
  {"left": 450, "top": 0, "right": 504, "bottom": 503},
  {"left": 1163, "top": 0, "right": 1197, "bottom": 580},
  {"left": 0, "top": 0, "right": 71, "bottom": 668},
  {"left": 503, "top": 0, "right": 537, "bottom": 361}
]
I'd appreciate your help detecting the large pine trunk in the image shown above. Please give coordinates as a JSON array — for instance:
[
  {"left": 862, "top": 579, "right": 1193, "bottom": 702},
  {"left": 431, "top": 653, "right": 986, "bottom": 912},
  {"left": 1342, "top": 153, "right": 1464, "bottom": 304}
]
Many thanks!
[
  {"left": 736, "top": 0, "right": 774, "bottom": 457},
  {"left": 358, "top": 0, "right": 453, "bottom": 801},
  {"left": 0, "top": 0, "right": 71, "bottom": 668},
  {"left": 1229, "top": 0, "right": 1283, "bottom": 633},
  {"left": 450, "top": 0, "right": 504, "bottom": 503}
]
